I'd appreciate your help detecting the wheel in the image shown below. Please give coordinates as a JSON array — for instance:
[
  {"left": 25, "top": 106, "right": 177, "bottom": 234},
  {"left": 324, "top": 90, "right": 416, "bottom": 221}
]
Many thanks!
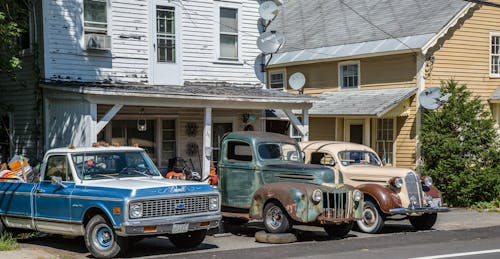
[
  {"left": 168, "top": 230, "right": 207, "bottom": 249},
  {"left": 324, "top": 221, "right": 354, "bottom": 238},
  {"left": 356, "top": 199, "right": 385, "bottom": 234},
  {"left": 263, "top": 202, "right": 292, "bottom": 233},
  {"left": 84, "top": 215, "right": 127, "bottom": 259},
  {"left": 409, "top": 213, "right": 437, "bottom": 230},
  {"left": 0, "top": 219, "right": 5, "bottom": 237}
]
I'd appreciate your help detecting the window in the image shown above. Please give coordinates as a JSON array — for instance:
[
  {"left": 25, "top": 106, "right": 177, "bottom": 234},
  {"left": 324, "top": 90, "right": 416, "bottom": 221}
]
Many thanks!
[
  {"left": 157, "top": 6, "right": 175, "bottom": 63},
  {"left": 219, "top": 7, "right": 238, "bottom": 59},
  {"left": 227, "top": 141, "right": 252, "bottom": 162},
  {"left": 84, "top": 0, "right": 108, "bottom": 34},
  {"left": 491, "top": 34, "right": 500, "bottom": 77},
  {"left": 376, "top": 119, "right": 394, "bottom": 165},
  {"left": 339, "top": 61, "right": 360, "bottom": 89},
  {"left": 269, "top": 72, "right": 285, "bottom": 89},
  {"left": 45, "top": 155, "right": 72, "bottom": 182},
  {"left": 162, "top": 120, "right": 176, "bottom": 165},
  {"left": 213, "top": 122, "right": 233, "bottom": 162},
  {"left": 310, "top": 152, "right": 335, "bottom": 166}
]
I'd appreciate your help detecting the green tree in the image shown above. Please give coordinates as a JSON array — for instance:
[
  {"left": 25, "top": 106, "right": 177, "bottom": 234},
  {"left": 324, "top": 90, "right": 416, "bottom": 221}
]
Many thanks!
[
  {"left": 420, "top": 80, "right": 500, "bottom": 207},
  {"left": 0, "top": 0, "right": 31, "bottom": 76}
]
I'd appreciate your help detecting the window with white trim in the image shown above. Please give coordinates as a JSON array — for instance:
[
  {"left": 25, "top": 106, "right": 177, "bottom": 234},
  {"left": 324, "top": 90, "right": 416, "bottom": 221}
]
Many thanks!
[
  {"left": 269, "top": 72, "right": 285, "bottom": 89},
  {"left": 219, "top": 7, "right": 238, "bottom": 59},
  {"left": 339, "top": 62, "right": 360, "bottom": 89},
  {"left": 156, "top": 6, "right": 176, "bottom": 63},
  {"left": 491, "top": 34, "right": 500, "bottom": 77},
  {"left": 84, "top": 0, "right": 108, "bottom": 34},
  {"left": 376, "top": 119, "right": 394, "bottom": 165}
]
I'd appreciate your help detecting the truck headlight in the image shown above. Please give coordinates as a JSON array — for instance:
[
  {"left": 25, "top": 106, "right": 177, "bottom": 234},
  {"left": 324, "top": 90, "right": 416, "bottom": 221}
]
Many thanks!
[
  {"left": 129, "top": 203, "right": 143, "bottom": 219},
  {"left": 312, "top": 189, "right": 322, "bottom": 203},
  {"left": 209, "top": 196, "right": 219, "bottom": 211},
  {"left": 390, "top": 177, "right": 404, "bottom": 188},
  {"left": 423, "top": 176, "right": 433, "bottom": 187},
  {"left": 353, "top": 190, "right": 362, "bottom": 202}
]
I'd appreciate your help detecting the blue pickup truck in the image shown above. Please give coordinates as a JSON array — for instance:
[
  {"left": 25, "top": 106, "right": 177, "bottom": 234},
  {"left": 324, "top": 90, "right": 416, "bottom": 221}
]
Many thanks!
[{"left": 0, "top": 146, "right": 221, "bottom": 258}]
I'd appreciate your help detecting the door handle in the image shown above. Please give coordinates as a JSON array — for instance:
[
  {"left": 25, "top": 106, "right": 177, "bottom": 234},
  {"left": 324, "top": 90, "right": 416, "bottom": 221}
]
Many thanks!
[{"left": 35, "top": 189, "right": 45, "bottom": 193}]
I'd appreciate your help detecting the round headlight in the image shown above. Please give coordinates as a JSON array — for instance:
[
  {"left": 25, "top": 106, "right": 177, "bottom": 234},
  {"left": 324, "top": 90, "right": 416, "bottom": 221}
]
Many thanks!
[
  {"left": 312, "top": 189, "right": 322, "bottom": 203},
  {"left": 352, "top": 190, "right": 362, "bottom": 202},
  {"left": 130, "top": 203, "right": 143, "bottom": 219},
  {"left": 209, "top": 196, "right": 219, "bottom": 211},
  {"left": 423, "top": 176, "right": 433, "bottom": 187},
  {"left": 390, "top": 177, "right": 403, "bottom": 188}
]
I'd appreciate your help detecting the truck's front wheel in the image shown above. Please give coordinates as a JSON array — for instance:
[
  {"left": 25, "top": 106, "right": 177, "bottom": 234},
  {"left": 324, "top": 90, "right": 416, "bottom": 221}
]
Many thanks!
[
  {"left": 168, "top": 230, "right": 207, "bottom": 248},
  {"left": 85, "top": 215, "right": 126, "bottom": 259},
  {"left": 263, "top": 202, "right": 292, "bottom": 233}
]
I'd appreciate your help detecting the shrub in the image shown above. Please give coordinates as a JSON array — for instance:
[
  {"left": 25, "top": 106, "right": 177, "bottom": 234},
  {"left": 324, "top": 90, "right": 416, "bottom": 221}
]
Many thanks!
[
  {"left": 420, "top": 80, "right": 500, "bottom": 207},
  {"left": 0, "top": 233, "right": 19, "bottom": 251}
]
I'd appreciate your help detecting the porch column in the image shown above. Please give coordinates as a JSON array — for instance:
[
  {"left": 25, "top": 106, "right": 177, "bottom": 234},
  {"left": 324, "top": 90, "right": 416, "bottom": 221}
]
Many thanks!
[
  {"left": 202, "top": 107, "right": 212, "bottom": 180},
  {"left": 364, "top": 118, "right": 371, "bottom": 146},
  {"left": 302, "top": 109, "right": 309, "bottom": 142}
]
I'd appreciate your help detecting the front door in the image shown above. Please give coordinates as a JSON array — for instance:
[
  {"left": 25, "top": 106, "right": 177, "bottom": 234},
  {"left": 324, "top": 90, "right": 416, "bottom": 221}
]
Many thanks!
[
  {"left": 345, "top": 119, "right": 364, "bottom": 144},
  {"left": 150, "top": 1, "right": 182, "bottom": 85},
  {"left": 35, "top": 155, "right": 74, "bottom": 233}
]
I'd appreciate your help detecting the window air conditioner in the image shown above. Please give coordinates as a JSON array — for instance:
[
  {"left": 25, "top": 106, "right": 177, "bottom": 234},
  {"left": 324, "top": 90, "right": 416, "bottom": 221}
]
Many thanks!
[{"left": 85, "top": 33, "right": 111, "bottom": 51}]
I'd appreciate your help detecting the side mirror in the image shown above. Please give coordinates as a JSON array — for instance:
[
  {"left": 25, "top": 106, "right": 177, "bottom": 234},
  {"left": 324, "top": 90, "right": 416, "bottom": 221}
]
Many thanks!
[{"left": 51, "top": 176, "right": 67, "bottom": 188}]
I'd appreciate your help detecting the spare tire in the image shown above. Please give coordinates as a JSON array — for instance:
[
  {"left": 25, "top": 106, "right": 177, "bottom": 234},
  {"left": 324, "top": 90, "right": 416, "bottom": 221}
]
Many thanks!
[{"left": 255, "top": 231, "right": 297, "bottom": 244}]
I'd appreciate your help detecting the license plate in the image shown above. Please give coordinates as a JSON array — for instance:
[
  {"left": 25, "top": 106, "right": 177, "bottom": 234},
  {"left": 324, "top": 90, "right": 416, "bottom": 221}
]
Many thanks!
[
  {"left": 172, "top": 223, "right": 189, "bottom": 234},
  {"left": 430, "top": 198, "right": 441, "bottom": 208}
]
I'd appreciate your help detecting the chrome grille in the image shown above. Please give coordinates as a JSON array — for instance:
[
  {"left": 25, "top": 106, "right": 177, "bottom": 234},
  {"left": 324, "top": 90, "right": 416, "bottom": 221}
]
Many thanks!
[
  {"left": 139, "top": 196, "right": 209, "bottom": 218},
  {"left": 405, "top": 172, "right": 423, "bottom": 207},
  {"left": 322, "top": 191, "right": 351, "bottom": 220}
]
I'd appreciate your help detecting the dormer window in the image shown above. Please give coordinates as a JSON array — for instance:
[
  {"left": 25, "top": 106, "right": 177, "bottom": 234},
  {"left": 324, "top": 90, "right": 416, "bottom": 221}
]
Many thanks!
[
  {"left": 84, "top": 0, "right": 108, "bottom": 34},
  {"left": 339, "top": 61, "right": 360, "bottom": 89}
]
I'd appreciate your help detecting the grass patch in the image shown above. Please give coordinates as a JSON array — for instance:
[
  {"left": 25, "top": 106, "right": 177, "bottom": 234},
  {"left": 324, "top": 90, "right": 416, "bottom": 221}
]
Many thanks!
[
  {"left": 472, "top": 200, "right": 500, "bottom": 212},
  {"left": 0, "top": 233, "right": 19, "bottom": 251}
]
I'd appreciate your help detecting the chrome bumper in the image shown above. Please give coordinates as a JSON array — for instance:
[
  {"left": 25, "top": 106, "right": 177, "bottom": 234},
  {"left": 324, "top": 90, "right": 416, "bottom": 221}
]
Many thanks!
[
  {"left": 115, "top": 213, "right": 221, "bottom": 236},
  {"left": 389, "top": 206, "right": 449, "bottom": 214}
]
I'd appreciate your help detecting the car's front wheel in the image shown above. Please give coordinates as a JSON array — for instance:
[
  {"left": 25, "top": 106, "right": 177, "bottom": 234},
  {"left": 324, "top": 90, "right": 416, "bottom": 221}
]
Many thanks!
[
  {"left": 84, "top": 215, "right": 127, "bottom": 259},
  {"left": 356, "top": 199, "right": 385, "bottom": 234},
  {"left": 263, "top": 202, "right": 293, "bottom": 233},
  {"left": 409, "top": 213, "right": 437, "bottom": 230},
  {"left": 324, "top": 221, "right": 354, "bottom": 238},
  {"left": 168, "top": 230, "right": 207, "bottom": 248}
]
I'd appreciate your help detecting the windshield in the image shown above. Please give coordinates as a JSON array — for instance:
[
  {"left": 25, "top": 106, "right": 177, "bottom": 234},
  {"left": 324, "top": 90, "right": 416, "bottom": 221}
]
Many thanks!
[
  {"left": 338, "top": 150, "right": 382, "bottom": 166},
  {"left": 258, "top": 143, "right": 302, "bottom": 162},
  {"left": 71, "top": 151, "right": 160, "bottom": 180}
]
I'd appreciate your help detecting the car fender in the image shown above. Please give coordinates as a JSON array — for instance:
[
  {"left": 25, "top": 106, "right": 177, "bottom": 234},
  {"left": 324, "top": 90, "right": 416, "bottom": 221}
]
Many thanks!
[
  {"left": 357, "top": 184, "right": 402, "bottom": 214},
  {"left": 250, "top": 182, "right": 322, "bottom": 223},
  {"left": 423, "top": 185, "right": 442, "bottom": 199}
]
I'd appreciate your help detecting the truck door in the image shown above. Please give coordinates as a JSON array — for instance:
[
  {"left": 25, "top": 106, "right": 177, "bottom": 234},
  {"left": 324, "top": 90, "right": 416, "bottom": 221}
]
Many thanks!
[
  {"left": 218, "top": 140, "right": 255, "bottom": 209},
  {"left": 34, "top": 154, "right": 75, "bottom": 233},
  {"left": 0, "top": 175, "right": 36, "bottom": 230}
]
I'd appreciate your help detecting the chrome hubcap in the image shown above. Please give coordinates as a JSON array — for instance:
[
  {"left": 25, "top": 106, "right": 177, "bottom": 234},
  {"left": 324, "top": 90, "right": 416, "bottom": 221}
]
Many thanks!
[{"left": 266, "top": 206, "right": 283, "bottom": 230}]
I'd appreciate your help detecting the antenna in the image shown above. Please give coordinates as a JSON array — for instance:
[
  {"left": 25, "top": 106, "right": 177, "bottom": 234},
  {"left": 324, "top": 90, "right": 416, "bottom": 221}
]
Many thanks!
[
  {"left": 289, "top": 72, "right": 306, "bottom": 91},
  {"left": 259, "top": 1, "right": 279, "bottom": 21},
  {"left": 256, "top": 30, "right": 285, "bottom": 54},
  {"left": 419, "top": 87, "right": 451, "bottom": 110}
]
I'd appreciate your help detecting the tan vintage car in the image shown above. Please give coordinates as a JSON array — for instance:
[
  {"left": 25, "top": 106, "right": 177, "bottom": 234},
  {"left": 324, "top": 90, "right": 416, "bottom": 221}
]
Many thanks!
[{"left": 300, "top": 141, "right": 448, "bottom": 234}]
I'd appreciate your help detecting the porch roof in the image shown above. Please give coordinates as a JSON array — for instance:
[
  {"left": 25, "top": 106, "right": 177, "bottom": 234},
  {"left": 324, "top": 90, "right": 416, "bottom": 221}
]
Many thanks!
[
  {"left": 41, "top": 82, "right": 315, "bottom": 110},
  {"left": 308, "top": 87, "right": 417, "bottom": 117},
  {"left": 490, "top": 87, "right": 500, "bottom": 103}
]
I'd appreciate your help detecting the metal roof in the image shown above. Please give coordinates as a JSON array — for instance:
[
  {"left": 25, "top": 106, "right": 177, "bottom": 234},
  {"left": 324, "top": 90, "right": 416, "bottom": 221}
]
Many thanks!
[
  {"left": 268, "top": 0, "right": 471, "bottom": 65},
  {"left": 41, "top": 82, "right": 316, "bottom": 110},
  {"left": 490, "top": 87, "right": 500, "bottom": 101},
  {"left": 308, "top": 87, "right": 417, "bottom": 117}
]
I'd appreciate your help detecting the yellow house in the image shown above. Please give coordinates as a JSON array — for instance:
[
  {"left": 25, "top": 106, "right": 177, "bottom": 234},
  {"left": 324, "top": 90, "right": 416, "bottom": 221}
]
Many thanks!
[{"left": 266, "top": 0, "right": 500, "bottom": 169}]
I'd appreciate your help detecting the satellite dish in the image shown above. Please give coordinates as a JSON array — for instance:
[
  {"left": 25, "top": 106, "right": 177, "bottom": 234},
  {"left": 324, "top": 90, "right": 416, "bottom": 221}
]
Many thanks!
[
  {"left": 289, "top": 72, "right": 306, "bottom": 90},
  {"left": 419, "top": 87, "right": 451, "bottom": 110},
  {"left": 259, "top": 1, "right": 279, "bottom": 21},
  {"left": 257, "top": 18, "right": 266, "bottom": 33},
  {"left": 254, "top": 54, "right": 266, "bottom": 83},
  {"left": 257, "top": 31, "right": 285, "bottom": 54}
]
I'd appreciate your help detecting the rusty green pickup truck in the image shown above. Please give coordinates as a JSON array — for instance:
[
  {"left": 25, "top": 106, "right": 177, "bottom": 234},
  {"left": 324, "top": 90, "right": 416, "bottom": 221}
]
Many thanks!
[{"left": 217, "top": 132, "right": 363, "bottom": 237}]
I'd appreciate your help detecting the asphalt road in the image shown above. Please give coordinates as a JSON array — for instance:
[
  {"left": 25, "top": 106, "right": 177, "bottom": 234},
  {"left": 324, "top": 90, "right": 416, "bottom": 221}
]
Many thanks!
[{"left": 8, "top": 209, "right": 500, "bottom": 259}]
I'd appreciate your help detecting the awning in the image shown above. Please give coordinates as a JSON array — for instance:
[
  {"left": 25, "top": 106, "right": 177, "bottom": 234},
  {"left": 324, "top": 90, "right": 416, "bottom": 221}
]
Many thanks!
[
  {"left": 41, "top": 82, "right": 315, "bottom": 110},
  {"left": 308, "top": 87, "right": 417, "bottom": 117},
  {"left": 490, "top": 87, "right": 500, "bottom": 103}
]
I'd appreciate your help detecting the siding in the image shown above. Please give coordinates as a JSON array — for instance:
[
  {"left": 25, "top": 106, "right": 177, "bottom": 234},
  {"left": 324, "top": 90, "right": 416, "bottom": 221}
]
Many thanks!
[
  {"left": 268, "top": 53, "right": 417, "bottom": 95},
  {"left": 395, "top": 97, "right": 417, "bottom": 169},
  {"left": 0, "top": 55, "right": 43, "bottom": 161},
  {"left": 426, "top": 2, "right": 500, "bottom": 104},
  {"left": 309, "top": 117, "right": 336, "bottom": 140}
]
